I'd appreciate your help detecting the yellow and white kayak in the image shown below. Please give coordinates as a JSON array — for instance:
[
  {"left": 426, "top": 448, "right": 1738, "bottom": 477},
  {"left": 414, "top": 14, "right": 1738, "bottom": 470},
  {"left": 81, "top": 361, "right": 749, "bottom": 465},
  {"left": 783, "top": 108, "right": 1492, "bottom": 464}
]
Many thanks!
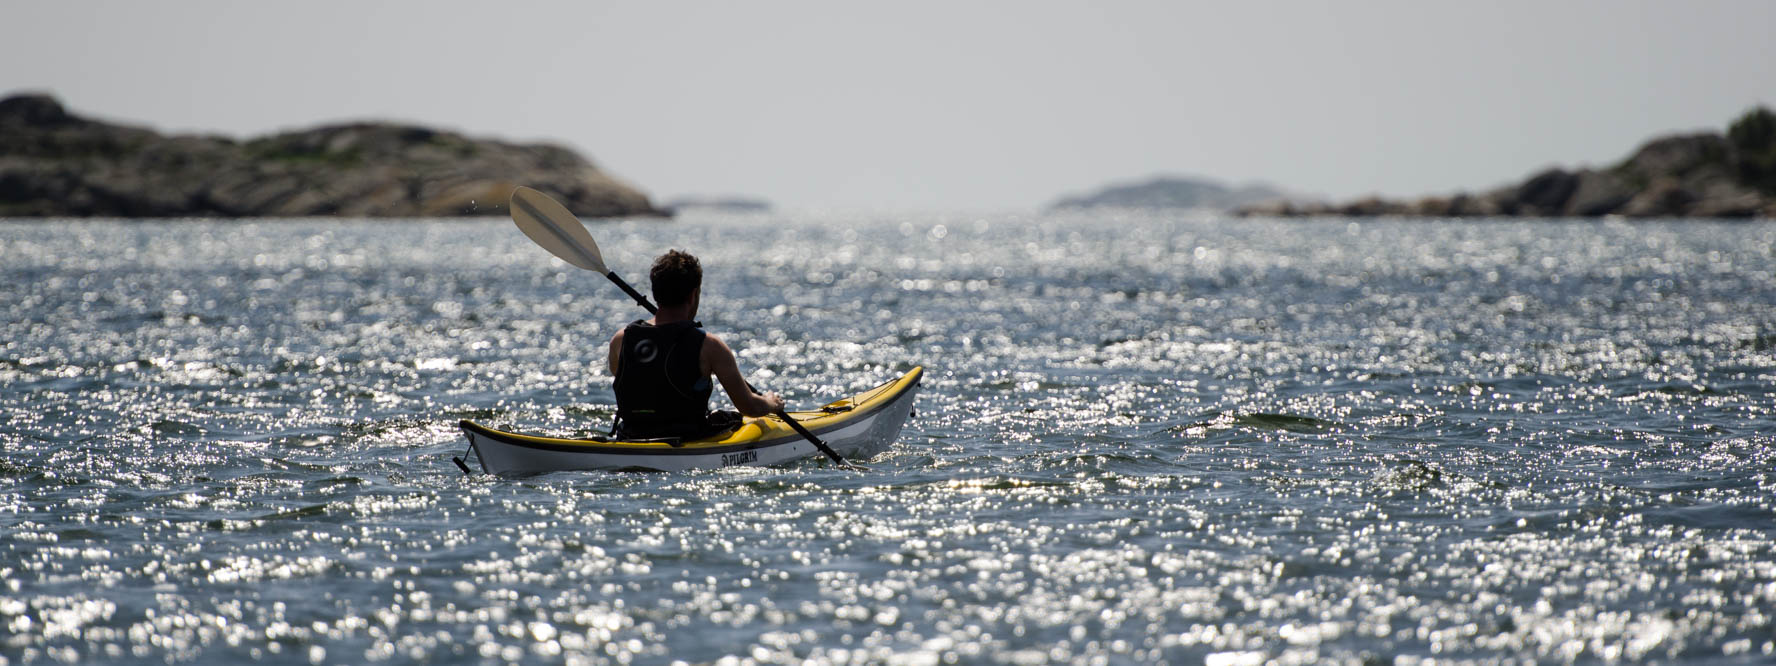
[{"left": 459, "top": 366, "right": 922, "bottom": 474}]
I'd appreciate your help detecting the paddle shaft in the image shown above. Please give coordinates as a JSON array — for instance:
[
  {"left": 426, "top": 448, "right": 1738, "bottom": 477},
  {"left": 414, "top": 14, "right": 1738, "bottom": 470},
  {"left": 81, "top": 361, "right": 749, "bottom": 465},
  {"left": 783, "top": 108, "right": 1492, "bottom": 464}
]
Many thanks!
[
  {"left": 606, "top": 272, "right": 656, "bottom": 313},
  {"left": 605, "top": 271, "right": 848, "bottom": 466}
]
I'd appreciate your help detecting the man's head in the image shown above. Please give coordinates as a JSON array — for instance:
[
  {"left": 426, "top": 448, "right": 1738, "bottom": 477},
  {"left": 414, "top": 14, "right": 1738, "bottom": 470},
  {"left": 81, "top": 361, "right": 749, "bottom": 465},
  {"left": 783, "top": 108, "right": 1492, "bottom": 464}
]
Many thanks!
[{"left": 650, "top": 249, "right": 702, "bottom": 308}]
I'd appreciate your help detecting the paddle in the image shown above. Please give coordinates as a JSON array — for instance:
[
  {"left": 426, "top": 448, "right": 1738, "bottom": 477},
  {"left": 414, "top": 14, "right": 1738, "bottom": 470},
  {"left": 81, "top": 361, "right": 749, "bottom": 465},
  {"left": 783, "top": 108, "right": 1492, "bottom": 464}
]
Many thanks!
[{"left": 506, "top": 186, "right": 854, "bottom": 468}]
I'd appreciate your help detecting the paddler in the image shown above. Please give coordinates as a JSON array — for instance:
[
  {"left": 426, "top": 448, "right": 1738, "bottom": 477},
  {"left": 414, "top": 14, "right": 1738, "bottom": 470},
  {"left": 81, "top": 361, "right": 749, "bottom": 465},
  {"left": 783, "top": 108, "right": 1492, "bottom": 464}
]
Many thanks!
[{"left": 607, "top": 250, "right": 785, "bottom": 439}]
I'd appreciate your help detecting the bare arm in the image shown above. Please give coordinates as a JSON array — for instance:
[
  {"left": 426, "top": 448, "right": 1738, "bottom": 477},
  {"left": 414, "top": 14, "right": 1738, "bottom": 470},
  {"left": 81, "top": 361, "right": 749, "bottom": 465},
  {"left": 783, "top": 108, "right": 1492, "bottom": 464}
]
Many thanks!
[
  {"left": 607, "top": 328, "right": 624, "bottom": 377},
  {"left": 702, "top": 333, "right": 784, "bottom": 417}
]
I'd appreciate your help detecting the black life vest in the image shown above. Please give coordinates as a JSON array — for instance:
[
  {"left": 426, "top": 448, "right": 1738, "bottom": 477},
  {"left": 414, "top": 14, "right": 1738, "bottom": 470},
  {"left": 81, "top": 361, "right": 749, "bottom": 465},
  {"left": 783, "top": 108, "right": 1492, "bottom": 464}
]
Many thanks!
[{"left": 614, "top": 320, "right": 714, "bottom": 438}]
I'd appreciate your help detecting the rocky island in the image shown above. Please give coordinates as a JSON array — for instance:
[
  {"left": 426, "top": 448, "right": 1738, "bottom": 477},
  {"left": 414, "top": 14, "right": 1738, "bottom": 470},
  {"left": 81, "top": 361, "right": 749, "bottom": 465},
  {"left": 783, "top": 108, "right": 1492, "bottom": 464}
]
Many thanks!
[
  {"left": 1238, "top": 107, "right": 1776, "bottom": 219},
  {"left": 1049, "top": 175, "right": 1298, "bottom": 212},
  {"left": 662, "top": 196, "right": 773, "bottom": 214},
  {"left": 0, "top": 93, "right": 665, "bottom": 218}
]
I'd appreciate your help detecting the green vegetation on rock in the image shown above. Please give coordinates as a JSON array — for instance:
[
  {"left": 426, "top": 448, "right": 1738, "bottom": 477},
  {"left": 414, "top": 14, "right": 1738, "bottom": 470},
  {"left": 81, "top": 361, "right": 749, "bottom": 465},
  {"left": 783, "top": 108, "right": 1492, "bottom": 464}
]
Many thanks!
[{"left": 1729, "top": 106, "right": 1776, "bottom": 194}]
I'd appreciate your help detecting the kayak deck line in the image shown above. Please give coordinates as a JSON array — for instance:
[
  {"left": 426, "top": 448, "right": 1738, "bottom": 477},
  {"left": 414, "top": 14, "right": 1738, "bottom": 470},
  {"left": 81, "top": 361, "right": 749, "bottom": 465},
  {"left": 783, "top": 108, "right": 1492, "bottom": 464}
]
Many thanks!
[{"left": 460, "top": 366, "right": 923, "bottom": 474}]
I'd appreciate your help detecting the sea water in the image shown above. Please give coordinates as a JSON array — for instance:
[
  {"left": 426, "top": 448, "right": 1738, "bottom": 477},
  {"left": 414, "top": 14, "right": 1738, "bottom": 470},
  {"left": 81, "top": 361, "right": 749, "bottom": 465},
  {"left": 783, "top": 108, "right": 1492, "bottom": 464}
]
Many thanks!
[{"left": 1, "top": 213, "right": 1773, "bottom": 664}]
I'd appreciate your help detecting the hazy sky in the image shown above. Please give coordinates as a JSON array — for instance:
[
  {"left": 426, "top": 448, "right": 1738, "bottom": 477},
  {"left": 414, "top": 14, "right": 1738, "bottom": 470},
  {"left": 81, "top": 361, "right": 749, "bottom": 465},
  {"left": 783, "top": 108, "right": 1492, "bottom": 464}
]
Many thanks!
[{"left": 6, "top": 1, "right": 1773, "bottom": 210}]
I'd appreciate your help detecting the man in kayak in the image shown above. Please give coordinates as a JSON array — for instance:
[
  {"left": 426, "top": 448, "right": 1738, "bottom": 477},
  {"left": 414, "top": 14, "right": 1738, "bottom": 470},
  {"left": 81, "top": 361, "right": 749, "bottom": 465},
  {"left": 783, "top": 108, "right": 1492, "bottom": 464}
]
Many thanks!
[{"left": 607, "top": 250, "right": 785, "bottom": 439}]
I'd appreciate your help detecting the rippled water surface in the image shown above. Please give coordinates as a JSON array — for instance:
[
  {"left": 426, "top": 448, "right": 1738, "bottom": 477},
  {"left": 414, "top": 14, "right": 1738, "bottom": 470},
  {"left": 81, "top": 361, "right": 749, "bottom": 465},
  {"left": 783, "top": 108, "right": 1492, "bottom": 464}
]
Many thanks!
[{"left": 3, "top": 213, "right": 1775, "bottom": 664}]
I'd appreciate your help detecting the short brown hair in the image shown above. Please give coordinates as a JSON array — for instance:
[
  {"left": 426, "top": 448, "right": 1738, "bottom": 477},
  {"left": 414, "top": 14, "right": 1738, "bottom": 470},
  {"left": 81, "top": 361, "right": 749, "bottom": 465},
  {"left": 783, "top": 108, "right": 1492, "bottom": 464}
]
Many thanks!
[{"left": 650, "top": 250, "right": 701, "bottom": 307}]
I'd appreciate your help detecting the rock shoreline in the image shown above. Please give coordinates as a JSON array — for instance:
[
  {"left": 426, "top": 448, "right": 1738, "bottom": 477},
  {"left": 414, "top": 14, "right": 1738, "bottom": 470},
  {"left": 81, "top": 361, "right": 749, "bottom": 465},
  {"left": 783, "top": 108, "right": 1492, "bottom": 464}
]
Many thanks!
[
  {"left": 0, "top": 93, "right": 666, "bottom": 219},
  {"left": 1238, "top": 107, "right": 1776, "bottom": 219}
]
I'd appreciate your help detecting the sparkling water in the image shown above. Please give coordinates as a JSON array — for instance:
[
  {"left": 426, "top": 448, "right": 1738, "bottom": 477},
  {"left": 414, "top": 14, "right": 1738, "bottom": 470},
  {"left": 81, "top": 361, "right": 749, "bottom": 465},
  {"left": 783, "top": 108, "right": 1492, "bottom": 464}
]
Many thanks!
[{"left": 2, "top": 213, "right": 1773, "bottom": 663}]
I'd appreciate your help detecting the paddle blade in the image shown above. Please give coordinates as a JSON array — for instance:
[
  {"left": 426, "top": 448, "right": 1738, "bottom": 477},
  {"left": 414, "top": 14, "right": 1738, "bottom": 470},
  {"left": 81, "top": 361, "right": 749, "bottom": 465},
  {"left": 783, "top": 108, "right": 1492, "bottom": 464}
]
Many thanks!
[{"left": 508, "top": 186, "right": 608, "bottom": 273}]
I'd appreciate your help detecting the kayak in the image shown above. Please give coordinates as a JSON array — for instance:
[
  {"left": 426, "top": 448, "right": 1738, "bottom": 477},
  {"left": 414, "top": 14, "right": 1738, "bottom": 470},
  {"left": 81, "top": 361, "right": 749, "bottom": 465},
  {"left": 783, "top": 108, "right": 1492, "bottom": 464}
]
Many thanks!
[{"left": 459, "top": 366, "right": 923, "bottom": 474}]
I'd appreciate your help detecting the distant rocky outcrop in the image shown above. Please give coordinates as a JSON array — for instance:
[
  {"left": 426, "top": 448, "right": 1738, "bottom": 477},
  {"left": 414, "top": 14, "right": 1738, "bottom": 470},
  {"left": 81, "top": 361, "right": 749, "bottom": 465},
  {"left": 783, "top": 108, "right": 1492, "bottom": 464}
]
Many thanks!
[
  {"left": 0, "top": 93, "right": 666, "bottom": 218},
  {"left": 663, "top": 195, "right": 773, "bottom": 214},
  {"left": 1050, "top": 175, "right": 1301, "bottom": 212},
  {"left": 1238, "top": 107, "right": 1776, "bottom": 219}
]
